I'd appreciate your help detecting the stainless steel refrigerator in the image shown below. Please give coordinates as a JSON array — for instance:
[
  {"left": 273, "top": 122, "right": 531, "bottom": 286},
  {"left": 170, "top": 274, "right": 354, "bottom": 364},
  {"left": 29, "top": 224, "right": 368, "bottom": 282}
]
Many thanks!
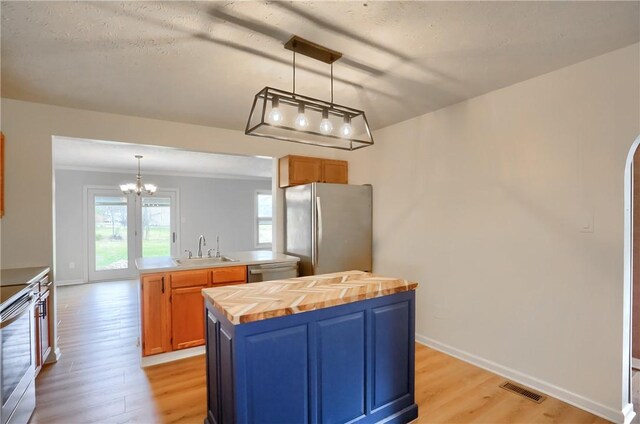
[{"left": 284, "top": 183, "right": 372, "bottom": 276}]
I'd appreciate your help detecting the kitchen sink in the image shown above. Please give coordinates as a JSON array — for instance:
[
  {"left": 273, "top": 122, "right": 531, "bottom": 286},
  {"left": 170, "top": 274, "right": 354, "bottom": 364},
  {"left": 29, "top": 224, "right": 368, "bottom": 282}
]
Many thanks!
[{"left": 174, "top": 256, "right": 238, "bottom": 266}]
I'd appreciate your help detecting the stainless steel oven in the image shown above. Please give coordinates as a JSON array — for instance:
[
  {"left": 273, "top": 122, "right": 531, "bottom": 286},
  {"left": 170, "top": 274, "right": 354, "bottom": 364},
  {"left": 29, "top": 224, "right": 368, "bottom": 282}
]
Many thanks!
[{"left": 0, "top": 282, "right": 37, "bottom": 424}]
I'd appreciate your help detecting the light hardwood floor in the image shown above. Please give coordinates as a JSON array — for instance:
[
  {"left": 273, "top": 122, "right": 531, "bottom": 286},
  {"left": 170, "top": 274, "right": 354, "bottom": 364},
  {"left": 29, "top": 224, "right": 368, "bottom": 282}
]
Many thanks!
[{"left": 31, "top": 280, "right": 609, "bottom": 423}]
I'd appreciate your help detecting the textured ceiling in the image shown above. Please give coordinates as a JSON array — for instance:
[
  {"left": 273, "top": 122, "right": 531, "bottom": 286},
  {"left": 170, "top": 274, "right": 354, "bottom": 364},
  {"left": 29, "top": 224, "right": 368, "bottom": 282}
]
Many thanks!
[
  {"left": 2, "top": 1, "right": 639, "bottom": 131},
  {"left": 54, "top": 136, "right": 272, "bottom": 179}
]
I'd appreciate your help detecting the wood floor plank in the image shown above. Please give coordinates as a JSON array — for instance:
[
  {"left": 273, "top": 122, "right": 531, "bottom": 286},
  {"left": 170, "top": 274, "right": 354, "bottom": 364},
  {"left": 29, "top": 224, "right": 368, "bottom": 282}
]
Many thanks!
[{"left": 33, "top": 280, "right": 611, "bottom": 423}]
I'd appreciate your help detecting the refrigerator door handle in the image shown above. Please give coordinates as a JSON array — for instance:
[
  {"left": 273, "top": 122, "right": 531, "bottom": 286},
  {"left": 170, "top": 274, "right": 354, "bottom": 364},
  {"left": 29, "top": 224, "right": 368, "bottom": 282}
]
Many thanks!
[{"left": 316, "top": 196, "right": 323, "bottom": 267}]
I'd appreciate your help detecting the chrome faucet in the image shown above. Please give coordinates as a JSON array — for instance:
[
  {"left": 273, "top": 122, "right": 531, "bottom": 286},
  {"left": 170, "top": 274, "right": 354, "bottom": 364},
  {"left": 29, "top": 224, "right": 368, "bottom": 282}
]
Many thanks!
[
  {"left": 197, "top": 235, "right": 206, "bottom": 258},
  {"left": 208, "top": 235, "right": 221, "bottom": 258}
]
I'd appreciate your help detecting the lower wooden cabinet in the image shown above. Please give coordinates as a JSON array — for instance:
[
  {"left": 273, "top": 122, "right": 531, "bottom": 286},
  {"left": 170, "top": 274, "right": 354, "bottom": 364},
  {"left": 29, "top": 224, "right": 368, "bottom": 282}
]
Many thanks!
[
  {"left": 171, "top": 286, "right": 206, "bottom": 350},
  {"left": 38, "top": 290, "right": 51, "bottom": 366},
  {"left": 141, "top": 266, "right": 248, "bottom": 357},
  {"left": 35, "top": 275, "right": 52, "bottom": 376},
  {"left": 211, "top": 266, "right": 246, "bottom": 285},
  {"left": 141, "top": 273, "right": 170, "bottom": 356}
]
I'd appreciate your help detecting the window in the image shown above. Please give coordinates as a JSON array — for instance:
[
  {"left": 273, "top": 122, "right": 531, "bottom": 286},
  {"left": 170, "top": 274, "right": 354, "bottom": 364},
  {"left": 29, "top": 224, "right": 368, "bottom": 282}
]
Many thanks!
[{"left": 256, "top": 190, "right": 272, "bottom": 248}]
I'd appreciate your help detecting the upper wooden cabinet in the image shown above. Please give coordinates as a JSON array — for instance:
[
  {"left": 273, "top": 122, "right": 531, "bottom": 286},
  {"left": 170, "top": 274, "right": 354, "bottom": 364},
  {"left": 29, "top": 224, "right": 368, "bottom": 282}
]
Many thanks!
[
  {"left": 141, "top": 273, "right": 170, "bottom": 356},
  {"left": 279, "top": 155, "right": 348, "bottom": 188},
  {"left": 322, "top": 159, "right": 349, "bottom": 184}
]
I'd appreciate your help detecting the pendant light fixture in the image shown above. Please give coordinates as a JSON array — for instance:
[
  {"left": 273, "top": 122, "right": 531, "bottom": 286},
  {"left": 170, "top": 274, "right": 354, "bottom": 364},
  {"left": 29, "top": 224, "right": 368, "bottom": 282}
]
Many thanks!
[
  {"left": 245, "top": 36, "right": 374, "bottom": 151},
  {"left": 120, "top": 155, "right": 157, "bottom": 196}
]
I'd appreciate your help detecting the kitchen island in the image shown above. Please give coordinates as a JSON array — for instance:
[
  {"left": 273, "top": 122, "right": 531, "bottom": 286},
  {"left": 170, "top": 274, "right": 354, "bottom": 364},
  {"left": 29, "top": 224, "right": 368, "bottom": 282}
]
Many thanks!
[{"left": 202, "top": 270, "right": 418, "bottom": 424}]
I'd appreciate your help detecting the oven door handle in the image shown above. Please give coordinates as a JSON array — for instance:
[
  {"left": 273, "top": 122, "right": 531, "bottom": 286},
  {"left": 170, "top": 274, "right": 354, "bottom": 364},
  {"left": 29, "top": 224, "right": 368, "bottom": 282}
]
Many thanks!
[
  {"left": 249, "top": 265, "right": 298, "bottom": 275},
  {"left": 0, "top": 294, "right": 35, "bottom": 329}
]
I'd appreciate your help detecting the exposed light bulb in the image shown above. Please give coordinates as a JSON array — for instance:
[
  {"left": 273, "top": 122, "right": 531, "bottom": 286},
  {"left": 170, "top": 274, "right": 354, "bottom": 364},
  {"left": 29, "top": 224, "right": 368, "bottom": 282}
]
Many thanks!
[
  {"left": 295, "top": 114, "right": 309, "bottom": 129},
  {"left": 268, "top": 96, "right": 283, "bottom": 124},
  {"left": 320, "top": 119, "right": 333, "bottom": 134},
  {"left": 269, "top": 108, "right": 283, "bottom": 124},
  {"left": 295, "top": 103, "right": 309, "bottom": 129},
  {"left": 319, "top": 108, "right": 333, "bottom": 134},
  {"left": 340, "top": 114, "right": 352, "bottom": 138},
  {"left": 145, "top": 184, "right": 157, "bottom": 195}
]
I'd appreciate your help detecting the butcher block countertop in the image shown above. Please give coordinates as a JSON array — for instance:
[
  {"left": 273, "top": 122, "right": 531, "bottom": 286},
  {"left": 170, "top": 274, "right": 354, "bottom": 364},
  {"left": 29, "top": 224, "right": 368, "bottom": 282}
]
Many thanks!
[{"left": 202, "top": 270, "right": 418, "bottom": 325}]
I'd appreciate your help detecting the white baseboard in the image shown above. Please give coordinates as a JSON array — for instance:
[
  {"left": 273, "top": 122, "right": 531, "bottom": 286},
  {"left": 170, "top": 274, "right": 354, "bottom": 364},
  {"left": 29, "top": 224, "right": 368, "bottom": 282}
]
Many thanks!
[
  {"left": 415, "top": 334, "right": 629, "bottom": 423},
  {"left": 55, "top": 279, "right": 85, "bottom": 286},
  {"left": 622, "top": 403, "right": 636, "bottom": 424},
  {"left": 140, "top": 346, "right": 205, "bottom": 368},
  {"left": 56, "top": 279, "right": 139, "bottom": 287}
]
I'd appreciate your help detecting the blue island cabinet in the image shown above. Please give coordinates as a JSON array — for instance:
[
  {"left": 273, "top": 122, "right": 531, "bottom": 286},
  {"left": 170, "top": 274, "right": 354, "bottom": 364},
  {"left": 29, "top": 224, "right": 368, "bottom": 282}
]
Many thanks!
[{"left": 204, "top": 290, "right": 418, "bottom": 424}]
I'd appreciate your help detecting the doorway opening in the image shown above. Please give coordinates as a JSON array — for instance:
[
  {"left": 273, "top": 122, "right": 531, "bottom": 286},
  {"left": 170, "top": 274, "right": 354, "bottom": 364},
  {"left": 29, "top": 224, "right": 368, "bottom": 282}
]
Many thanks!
[
  {"left": 625, "top": 135, "right": 640, "bottom": 421},
  {"left": 52, "top": 136, "right": 273, "bottom": 284}
]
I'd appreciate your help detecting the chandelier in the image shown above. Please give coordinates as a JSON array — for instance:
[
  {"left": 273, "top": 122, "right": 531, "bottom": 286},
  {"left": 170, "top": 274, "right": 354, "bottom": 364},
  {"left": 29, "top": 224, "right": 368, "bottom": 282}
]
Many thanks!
[
  {"left": 120, "top": 155, "right": 157, "bottom": 196},
  {"left": 245, "top": 36, "right": 374, "bottom": 151}
]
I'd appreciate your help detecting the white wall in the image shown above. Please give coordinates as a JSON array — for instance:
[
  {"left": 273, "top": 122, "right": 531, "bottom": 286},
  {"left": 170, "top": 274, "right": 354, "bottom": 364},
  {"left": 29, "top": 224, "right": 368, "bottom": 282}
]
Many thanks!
[
  {"left": 344, "top": 43, "right": 640, "bottom": 421},
  {"left": 55, "top": 169, "right": 270, "bottom": 283}
]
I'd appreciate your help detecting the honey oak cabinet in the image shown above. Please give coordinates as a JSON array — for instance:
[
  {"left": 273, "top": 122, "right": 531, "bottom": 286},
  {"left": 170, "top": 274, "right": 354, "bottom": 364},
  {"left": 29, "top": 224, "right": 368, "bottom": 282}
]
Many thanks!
[
  {"left": 141, "top": 273, "right": 170, "bottom": 356},
  {"left": 321, "top": 159, "right": 349, "bottom": 184},
  {"left": 279, "top": 155, "right": 348, "bottom": 188},
  {"left": 211, "top": 266, "right": 246, "bottom": 285},
  {"left": 171, "top": 269, "right": 209, "bottom": 288},
  {"left": 171, "top": 286, "right": 206, "bottom": 350},
  {"left": 141, "top": 266, "right": 248, "bottom": 356},
  {"left": 169, "top": 269, "right": 211, "bottom": 350}
]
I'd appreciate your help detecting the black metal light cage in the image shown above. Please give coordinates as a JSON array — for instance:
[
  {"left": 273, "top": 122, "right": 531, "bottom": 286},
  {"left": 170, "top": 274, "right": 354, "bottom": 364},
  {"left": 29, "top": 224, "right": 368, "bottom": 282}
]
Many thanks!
[{"left": 245, "top": 87, "right": 374, "bottom": 151}]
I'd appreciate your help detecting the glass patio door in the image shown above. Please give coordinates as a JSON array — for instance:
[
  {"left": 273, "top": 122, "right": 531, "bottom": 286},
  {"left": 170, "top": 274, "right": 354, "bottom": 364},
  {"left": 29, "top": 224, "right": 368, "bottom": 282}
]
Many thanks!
[
  {"left": 136, "top": 192, "right": 178, "bottom": 260},
  {"left": 88, "top": 189, "right": 136, "bottom": 281},
  {"left": 87, "top": 188, "right": 178, "bottom": 282}
]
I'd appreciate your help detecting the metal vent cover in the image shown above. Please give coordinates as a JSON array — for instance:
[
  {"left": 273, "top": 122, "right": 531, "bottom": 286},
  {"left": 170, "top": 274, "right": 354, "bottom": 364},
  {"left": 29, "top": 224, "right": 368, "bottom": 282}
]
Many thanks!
[{"left": 499, "top": 381, "right": 547, "bottom": 403}]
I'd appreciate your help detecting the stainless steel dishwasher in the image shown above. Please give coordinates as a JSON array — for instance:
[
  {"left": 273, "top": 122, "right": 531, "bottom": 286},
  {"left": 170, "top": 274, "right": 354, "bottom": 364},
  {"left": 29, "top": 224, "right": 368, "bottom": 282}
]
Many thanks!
[{"left": 248, "top": 262, "right": 299, "bottom": 283}]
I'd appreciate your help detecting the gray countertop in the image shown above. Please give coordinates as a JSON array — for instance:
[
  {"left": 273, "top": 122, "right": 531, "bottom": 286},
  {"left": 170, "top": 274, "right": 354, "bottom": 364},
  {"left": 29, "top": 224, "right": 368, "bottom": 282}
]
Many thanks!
[
  {"left": 0, "top": 266, "right": 50, "bottom": 311},
  {"left": 135, "top": 251, "right": 299, "bottom": 274},
  {"left": 1, "top": 266, "right": 50, "bottom": 286}
]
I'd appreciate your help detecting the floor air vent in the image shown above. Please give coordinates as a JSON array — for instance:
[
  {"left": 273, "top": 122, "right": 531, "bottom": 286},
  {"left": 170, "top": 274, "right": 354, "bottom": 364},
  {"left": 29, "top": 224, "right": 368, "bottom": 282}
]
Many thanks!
[{"left": 499, "top": 382, "right": 546, "bottom": 403}]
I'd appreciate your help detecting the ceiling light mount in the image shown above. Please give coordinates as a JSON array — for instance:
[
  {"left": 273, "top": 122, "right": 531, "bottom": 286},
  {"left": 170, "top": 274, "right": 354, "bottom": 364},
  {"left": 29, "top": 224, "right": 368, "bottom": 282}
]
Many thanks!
[
  {"left": 284, "top": 35, "right": 342, "bottom": 65},
  {"left": 245, "top": 35, "right": 373, "bottom": 151}
]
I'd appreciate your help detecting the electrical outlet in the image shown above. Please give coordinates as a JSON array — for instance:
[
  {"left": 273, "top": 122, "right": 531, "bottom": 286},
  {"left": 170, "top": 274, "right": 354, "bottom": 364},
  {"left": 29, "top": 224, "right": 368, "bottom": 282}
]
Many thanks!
[{"left": 580, "top": 212, "right": 594, "bottom": 233}]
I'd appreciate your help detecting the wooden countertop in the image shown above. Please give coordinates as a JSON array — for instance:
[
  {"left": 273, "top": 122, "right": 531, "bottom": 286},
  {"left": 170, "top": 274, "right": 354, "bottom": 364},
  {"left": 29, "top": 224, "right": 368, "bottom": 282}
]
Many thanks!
[{"left": 202, "top": 270, "right": 418, "bottom": 324}]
